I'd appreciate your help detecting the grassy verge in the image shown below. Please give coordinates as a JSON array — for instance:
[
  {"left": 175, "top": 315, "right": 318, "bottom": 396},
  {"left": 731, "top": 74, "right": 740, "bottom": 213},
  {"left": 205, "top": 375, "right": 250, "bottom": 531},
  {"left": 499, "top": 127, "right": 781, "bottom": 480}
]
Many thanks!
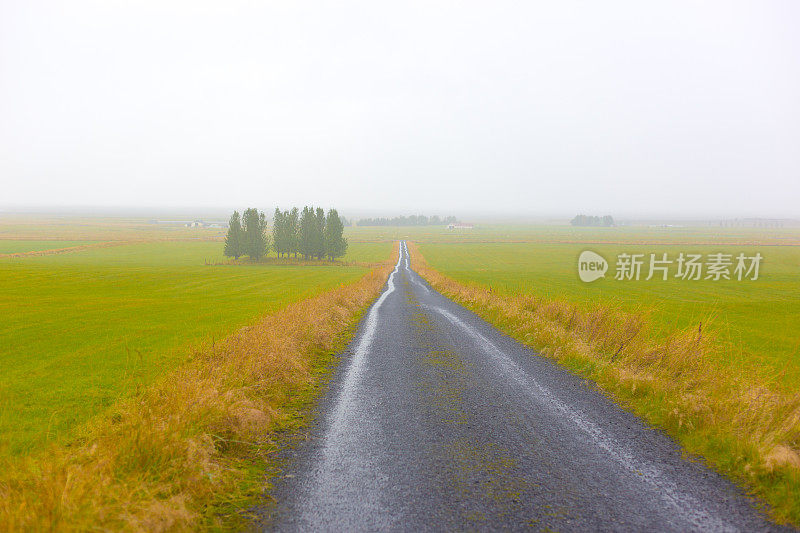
[
  {"left": 409, "top": 242, "right": 800, "bottom": 526},
  {"left": 0, "top": 244, "right": 397, "bottom": 530}
]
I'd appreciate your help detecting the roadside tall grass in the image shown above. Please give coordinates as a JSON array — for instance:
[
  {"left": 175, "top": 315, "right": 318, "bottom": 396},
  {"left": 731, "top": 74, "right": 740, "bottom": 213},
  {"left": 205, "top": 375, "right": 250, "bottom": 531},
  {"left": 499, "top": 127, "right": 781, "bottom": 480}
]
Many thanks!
[
  {"left": 409, "top": 242, "right": 800, "bottom": 526},
  {"left": 0, "top": 244, "right": 397, "bottom": 530}
]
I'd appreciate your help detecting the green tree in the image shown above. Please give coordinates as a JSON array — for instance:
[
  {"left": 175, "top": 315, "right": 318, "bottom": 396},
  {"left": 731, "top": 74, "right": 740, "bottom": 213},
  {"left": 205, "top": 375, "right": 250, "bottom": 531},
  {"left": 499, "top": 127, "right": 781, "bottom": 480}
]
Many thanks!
[
  {"left": 287, "top": 207, "right": 300, "bottom": 258},
  {"left": 324, "top": 209, "right": 348, "bottom": 260},
  {"left": 223, "top": 210, "right": 243, "bottom": 259},
  {"left": 314, "top": 207, "right": 326, "bottom": 259},
  {"left": 299, "top": 206, "right": 315, "bottom": 260},
  {"left": 242, "top": 208, "right": 268, "bottom": 260},
  {"left": 272, "top": 208, "right": 286, "bottom": 257}
]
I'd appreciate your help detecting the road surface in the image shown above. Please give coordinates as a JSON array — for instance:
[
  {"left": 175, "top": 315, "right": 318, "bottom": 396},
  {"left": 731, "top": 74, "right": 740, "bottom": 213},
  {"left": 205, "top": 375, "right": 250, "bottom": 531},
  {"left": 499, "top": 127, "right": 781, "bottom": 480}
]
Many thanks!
[{"left": 260, "top": 241, "right": 784, "bottom": 532}]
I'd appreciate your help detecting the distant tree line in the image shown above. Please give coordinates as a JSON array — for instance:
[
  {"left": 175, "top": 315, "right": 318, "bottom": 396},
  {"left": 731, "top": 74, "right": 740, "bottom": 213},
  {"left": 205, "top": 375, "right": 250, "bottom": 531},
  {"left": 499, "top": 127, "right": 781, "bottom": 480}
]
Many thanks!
[
  {"left": 223, "top": 207, "right": 347, "bottom": 261},
  {"left": 718, "top": 218, "right": 786, "bottom": 228},
  {"left": 570, "top": 214, "right": 615, "bottom": 227},
  {"left": 356, "top": 215, "right": 458, "bottom": 227}
]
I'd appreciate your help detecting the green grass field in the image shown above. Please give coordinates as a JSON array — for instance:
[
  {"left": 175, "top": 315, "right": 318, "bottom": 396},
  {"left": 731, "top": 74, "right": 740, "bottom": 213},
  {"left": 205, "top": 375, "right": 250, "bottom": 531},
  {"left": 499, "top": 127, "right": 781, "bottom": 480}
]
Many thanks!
[
  {"left": 0, "top": 240, "right": 97, "bottom": 254},
  {"left": 418, "top": 232, "right": 800, "bottom": 385},
  {"left": 0, "top": 215, "right": 228, "bottom": 241},
  {"left": 0, "top": 239, "right": 392, "bottom": 455}
]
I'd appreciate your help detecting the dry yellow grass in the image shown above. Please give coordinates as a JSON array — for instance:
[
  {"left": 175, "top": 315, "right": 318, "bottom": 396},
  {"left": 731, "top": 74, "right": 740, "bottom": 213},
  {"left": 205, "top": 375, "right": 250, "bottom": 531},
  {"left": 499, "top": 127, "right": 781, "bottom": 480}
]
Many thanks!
[
  {"left": 408, "top": 242, "right": 800, "bottom": 526},
  {"left": 0, "top": 244, "right": 397, "bottom": 531}
]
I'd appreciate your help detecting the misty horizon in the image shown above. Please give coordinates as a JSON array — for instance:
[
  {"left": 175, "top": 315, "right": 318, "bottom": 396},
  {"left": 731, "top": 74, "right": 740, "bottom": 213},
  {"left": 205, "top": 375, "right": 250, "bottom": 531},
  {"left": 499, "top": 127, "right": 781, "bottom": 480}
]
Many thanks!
[
  {"left": 2, "top": 205, "right": 799, "bottom": 226},
  {"left": 2, "top": 1, "right": 799, "bottom": 218}
]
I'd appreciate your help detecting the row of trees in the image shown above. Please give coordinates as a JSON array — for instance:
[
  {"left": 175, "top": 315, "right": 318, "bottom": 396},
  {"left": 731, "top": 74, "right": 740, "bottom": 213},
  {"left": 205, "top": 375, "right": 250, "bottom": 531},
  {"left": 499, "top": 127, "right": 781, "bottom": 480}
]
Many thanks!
[
  {"left": 355, "top": 214, "right": 458, "bottom": 227},
  {"left": 272, "top": 207, "right": 347, "bottom": 260},
  {"left": 570, "top": 214, "right": 615, "bottom": 227},
  {"left": 223, "top": 207, "right": 347, "bottom": 261}
]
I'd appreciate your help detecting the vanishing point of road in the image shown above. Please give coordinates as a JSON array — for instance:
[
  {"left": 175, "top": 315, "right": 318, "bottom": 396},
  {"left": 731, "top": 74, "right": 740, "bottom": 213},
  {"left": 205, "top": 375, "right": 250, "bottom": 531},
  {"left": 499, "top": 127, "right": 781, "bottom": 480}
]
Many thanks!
[{"left": 261, "top": 242, "right": 786, "bottom": 532}]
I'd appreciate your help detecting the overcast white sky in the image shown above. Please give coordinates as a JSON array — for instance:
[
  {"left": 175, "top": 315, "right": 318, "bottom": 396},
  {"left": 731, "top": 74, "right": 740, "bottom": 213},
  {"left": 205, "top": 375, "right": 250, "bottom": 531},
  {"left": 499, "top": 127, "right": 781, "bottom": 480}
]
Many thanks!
[{"left": 1, "top": 1, "right": 798, "bottom": 217}]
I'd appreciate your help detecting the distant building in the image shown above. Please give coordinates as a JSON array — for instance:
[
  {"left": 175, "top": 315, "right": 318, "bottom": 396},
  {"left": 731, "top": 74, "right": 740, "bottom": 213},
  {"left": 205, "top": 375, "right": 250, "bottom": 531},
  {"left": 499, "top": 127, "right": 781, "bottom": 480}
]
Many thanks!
[
  {"left": 185, "top": 220, "right": 210, "bottom": 228},
  {"left": 447, "top": 223, "right": 474, "bottom": 230},
  {"left": 151, "top": 219, "right": 225, "bottom": 228}
]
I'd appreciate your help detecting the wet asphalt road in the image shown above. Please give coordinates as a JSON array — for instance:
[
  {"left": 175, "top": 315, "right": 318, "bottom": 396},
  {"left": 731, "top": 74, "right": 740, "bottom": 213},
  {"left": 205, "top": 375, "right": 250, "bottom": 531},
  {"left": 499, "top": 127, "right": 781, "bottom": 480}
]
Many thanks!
[{"left": 260, "top": 241, "right": 785, "bottom": 532}]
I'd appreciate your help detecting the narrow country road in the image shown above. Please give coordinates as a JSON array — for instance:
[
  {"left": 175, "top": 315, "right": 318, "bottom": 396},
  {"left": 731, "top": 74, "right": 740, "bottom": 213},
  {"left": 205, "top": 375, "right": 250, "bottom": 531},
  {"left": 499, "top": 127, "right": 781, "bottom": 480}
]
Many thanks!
[{"left": 261, "top": 242, "right": 784, "bottom": 532}]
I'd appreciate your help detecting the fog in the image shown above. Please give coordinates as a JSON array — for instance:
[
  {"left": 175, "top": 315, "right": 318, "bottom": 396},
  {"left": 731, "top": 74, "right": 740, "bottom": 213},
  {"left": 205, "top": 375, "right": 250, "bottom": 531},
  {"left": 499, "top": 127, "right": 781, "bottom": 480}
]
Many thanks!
[{"left": 1, "top": 1, "right": 798, "bottom": 218}]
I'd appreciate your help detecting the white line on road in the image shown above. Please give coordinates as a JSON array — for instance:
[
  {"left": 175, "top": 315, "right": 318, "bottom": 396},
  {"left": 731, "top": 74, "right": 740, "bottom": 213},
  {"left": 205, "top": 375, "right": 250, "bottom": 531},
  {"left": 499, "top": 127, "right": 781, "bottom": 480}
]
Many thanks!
[
  {"left": 296, "top": 242, "right": 407, "bottom": 529},
  {"left": 327, "top": 241, "right": 404, "bottom": 434}
]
